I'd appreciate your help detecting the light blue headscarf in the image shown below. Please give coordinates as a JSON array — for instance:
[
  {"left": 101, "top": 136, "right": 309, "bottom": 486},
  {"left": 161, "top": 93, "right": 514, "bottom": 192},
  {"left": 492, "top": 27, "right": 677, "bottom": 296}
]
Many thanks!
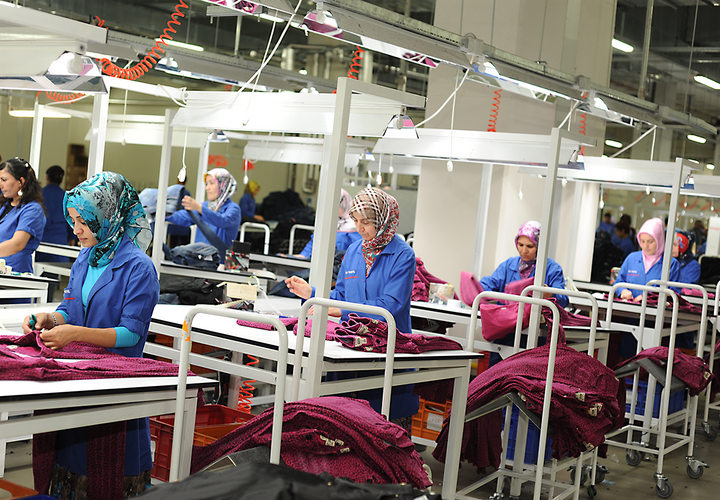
[{"left": 64, "top": 172, "right": 151, "bottom": 267}]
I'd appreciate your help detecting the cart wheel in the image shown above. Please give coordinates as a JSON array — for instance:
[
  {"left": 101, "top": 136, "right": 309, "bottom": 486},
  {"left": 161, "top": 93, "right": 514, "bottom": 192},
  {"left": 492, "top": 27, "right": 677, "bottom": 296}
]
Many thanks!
[
  {"left": 656, "top": 481, "right": 673, "bottom": 499},
  {"left": 587, "top": 485, "right": 597, "bottom": 499},
  {"left": 704, "top": 426, "right": 718, "bottom": 441},
  {"left": 626, "top": 449, "right": 643, "bottom": 466},
  {"left": 570, "top": 467, "right": 588, "bottom": 486},
  {"left": 687, "top": 464, "right": 704, "bottom": 479}
]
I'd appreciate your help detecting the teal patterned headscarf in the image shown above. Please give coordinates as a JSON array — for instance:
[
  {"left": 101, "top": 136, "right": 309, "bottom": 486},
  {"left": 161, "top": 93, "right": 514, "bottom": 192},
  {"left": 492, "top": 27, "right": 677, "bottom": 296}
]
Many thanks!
[{"left": 64, "top": 172, "right": 151, "bottom": 267}]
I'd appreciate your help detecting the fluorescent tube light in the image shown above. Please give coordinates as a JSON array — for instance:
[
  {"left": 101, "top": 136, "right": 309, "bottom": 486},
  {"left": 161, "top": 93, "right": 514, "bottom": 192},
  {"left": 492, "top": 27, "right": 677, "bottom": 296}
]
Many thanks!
[
  {"left": 694, "top": 75, "right": 720, "bottom": 90},
  {"left": 687, "top": 134, "right": 707, "bottom": 144},
  {"left": 612, "top": 39, "right": 634, "bottom": 53},
  {"left": 594, "top": 97, "right": 609, "bottom": 111},
  {"left": 9, "top": 109, "right": 71, "bottom": 118},
  {"left": 258, "top": 13, "right": 285, "bottom": 23},
  {"left": 604, "top": 139, "right": 622, "bottom": 148},
  {"left": 155, "top": 39, "right": 204, "bottom": 52}
]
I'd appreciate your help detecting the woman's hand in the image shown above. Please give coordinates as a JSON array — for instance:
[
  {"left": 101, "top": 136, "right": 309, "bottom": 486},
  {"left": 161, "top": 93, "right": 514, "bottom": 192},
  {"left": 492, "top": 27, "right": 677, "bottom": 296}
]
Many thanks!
[
  {"left": 181, "top": 195, "right": 202, "bottom": 214},
  {"left": 285, "top": 276, "right": 312, "bottom": 299},
  {"left": 39, "top": 325, "right": 77, "bottom": 350},
  {"left": 619, "top": 289, "right": 634, "bottom": 301},
  {"left": 22, "top": 312, "right": 54, "bottom": 333},
  {"left": 307, "top": 306, "right": 342, "bottom": 317}
]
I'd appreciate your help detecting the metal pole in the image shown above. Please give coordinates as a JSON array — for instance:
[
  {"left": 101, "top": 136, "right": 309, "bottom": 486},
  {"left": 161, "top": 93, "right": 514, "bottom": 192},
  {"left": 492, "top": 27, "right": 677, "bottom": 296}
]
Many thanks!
[{"left": 638, "top": 0, "right": 655, "bottom": 100}]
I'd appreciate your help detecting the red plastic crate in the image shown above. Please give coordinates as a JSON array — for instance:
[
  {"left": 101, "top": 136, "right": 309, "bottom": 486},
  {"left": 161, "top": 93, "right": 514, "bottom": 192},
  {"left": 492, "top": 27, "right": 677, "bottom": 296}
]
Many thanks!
[
  {"left": 150, "top": 405, "right": 254, "bottom": 482},
  {"left": 411, "top": 398, "right": 451, "bottom": 441}
]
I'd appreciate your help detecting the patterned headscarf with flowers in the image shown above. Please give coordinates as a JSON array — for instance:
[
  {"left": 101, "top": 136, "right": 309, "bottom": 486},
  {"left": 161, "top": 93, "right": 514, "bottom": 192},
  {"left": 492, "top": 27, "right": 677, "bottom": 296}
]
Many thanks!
[{"left": 349, "top": 187, "right": 399, "bottom": 275}]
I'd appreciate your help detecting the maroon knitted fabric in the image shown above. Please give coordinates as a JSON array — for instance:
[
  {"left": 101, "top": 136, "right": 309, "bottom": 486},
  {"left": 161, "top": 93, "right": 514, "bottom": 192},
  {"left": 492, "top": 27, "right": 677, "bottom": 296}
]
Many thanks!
[
  {"left": 190, "top": 397, "right": 431, "bottom": 488},
  {"left": 1, "top": 331, "right": 115, "bottom": 359},
  {"left": 612, "top": 292, "right": 702, "bottom": 314},
  {"left": 334, "top": 314, "right": 462, "bottom": 354},
  {"left": 0, "top": 334, "right": 195, "bottom": 499},
  {"left": 460, "top": 271, "right": 484, "bottom": 306},
  {"left": 236, "top": 317, "right": 299, "bottom": 331},
  {"left": 615, "top": 346, "right": 713, "bottom": 396},
  {"left": 234, "top": 315, "right": 462, "bottom": 354},
  {"left": 432, "top": 342, "right": 624, "bottom": 472}
]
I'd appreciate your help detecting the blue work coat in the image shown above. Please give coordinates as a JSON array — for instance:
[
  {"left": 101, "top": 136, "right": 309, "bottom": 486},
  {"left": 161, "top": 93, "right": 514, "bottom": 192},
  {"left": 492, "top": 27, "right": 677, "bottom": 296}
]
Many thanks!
[
  {"left": 240, "top": 193, "right": 256, "bottom": 218},
  {"left": 480, "top": 256, "right": 569, "bottom": 308},
  {"left": 55, "top": 235, "right": 159, "bottom": 476},
  {"left": 166, "top": 200, "right": 241, "bottom": 250},
  {"left": 37, "top": 184, "right": 72, "bottom": 263},
  {"left": 312, "top": 235, "right": 417, "bottom": 420},
  {"left": 0, "top": 201, "right": 45, "bottom": 273},
  {"left": 325, "top": 235, "right": 416, "bottom": 333},
  {"left": 611, "top": 234, "right": 636, "bottom": 259},
  {"left": 299, "top": 231, "right": 362, "bottom": 259},
  {"left": 678, "top": 259, "right": 701, "bottom": 285},
  {"left": 614, "top": 251, "right": 681, "bottom": 298}
]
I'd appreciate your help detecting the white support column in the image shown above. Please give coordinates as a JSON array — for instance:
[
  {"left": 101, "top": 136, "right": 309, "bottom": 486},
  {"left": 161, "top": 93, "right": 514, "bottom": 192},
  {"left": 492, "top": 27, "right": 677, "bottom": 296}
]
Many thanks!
[
  {"left": 191, "top": 140, "right": 210, "bottom": 244},
  {"left": 87, "top": 92, "right": 110, "bottom": 178},
  {"left": 566, "top": 181, "right": 585, "bottom": 281},
  {"left": 151, "top": 109, "right": 176, "bottom": 273},
  {"left": 28, "top": 102, "right": 44, "bottom": 176},
  {"left": 472, "top": 163, "right": 493, "bottom": 277},
  {"left": 527, "top": 129, "right": 562, "bottom": 342}
]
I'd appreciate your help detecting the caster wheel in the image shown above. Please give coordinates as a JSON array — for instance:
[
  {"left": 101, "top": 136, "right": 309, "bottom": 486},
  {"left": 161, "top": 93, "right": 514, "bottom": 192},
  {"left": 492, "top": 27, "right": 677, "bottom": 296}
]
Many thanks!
[
  {"left": 626, "top": 449, "right": 643, "bottom": 466},
  {"left": 704, "top": 426, "right": 718, "bottom": 441},
  {"left": 587, "top": 485, "right": 597, "bottom": 499},
  {"left": 687, "top": 464, "right": 704, "bottom": 479},
  {"left": 656, "top": 481, "right": 673, "bottom": 499},
  {"left": 570, "top": 467, "right": 588, "bottom": 486}
]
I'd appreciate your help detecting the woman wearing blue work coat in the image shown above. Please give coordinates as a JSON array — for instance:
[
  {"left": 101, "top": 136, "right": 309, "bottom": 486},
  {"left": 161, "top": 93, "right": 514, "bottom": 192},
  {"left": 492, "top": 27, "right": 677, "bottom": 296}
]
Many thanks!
[
  {"left": 480, "top": 220, "right": 569, "bottom": 307},
  {"left": 22, "top": 172, "right": 159, "bottom": 499},
  {"left": 165, "top": 167, "right": 241, "bottom": 252},
  {"left": 0, "top": 157, "right": 46, "bottom": 274},
  {"left": 285, "top": 187, "right": 417, "bottom": 427},
  {"left": 615, "top": 217, "right": 681, "bottom": 300}
]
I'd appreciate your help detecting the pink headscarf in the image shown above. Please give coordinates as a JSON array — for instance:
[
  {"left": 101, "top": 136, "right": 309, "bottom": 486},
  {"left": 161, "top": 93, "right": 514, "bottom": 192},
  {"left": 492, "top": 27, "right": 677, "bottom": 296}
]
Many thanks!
[
  {"left": 516, "top": 220, "right": 541, "bottom": 279},
  {"left": 637, "top": 217, "right": 665, "bottom": 273}
]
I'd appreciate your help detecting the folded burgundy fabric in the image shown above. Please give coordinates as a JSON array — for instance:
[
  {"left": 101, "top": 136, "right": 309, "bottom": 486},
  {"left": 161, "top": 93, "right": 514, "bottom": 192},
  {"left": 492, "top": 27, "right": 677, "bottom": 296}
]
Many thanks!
[
  {"left": 190, "top": 397, "right": 431, "bottom": 488},
  {"left": 615, "top": 346, "right": 713, "bottom": 396},
  {"left": 432, "top": 342, "right": 624, "bottom": 471}
]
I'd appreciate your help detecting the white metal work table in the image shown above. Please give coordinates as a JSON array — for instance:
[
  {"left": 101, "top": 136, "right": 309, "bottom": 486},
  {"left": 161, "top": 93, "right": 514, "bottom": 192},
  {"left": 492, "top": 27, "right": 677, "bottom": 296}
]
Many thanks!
[
  {"left": 0, "top": 347, "right": 216, "bottom": 480},
  {"left": 0, "top": 273, "right": 57, "bottom": 303},
  {"left": 148, "top": 303, "right": 479, "bottom": 499},
  {"left": 34, "top": 243, "right": 81, "bottom": 278},
  {"left": 410, "top": 300, "right": 609, "bottom": 361}
]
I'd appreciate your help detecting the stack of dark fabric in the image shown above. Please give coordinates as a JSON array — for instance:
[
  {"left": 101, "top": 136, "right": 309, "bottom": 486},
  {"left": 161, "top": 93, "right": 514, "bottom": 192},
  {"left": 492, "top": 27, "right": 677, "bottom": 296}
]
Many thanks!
[
  {"left": 591, "top": 230, "right": 625, "bottom": 283},
  {"left": 190, "top": 397, "right": 432, "bottom": 489},
  {"left": 256, "top": 190, "right": 315, "bottom": 254},
  {"left": 432, "top": 335, "right": 625, "bottom": 472}
]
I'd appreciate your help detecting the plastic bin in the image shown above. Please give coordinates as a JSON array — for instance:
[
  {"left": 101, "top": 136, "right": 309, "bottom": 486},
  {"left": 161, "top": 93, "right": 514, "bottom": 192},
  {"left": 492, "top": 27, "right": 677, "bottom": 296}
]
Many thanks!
[
  {"left": 411, "top": 398, "right": 451, "bottom": 441},
  {"left": 625, "top": 379, "right": 685, "bottom": 418},
  {"left": 0, "top": 478, "right": 39, "bottom": 499},
  {"left": 149, "top": 405, "right": 254, "bottom": 482},
  {"left": 502, "top": 406, "right": 554, "bottom": 464}
]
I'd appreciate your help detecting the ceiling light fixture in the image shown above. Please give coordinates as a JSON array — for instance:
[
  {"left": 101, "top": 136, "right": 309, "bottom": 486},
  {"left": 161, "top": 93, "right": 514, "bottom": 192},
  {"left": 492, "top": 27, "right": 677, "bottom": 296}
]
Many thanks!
[
  {"left": 382, "top": 114, "right": 419, "bottom": 139},
  {"left": 707, "top": 163, "right": 716, "bottom": 170},
  {"left": 611, "top": 39, "right": 634, "bottom": 53},
  {"left": 593, "top": 97, "right": 609, "bottom": 111},
  {"left": 258, "top": 8, "right": 285, "bottom": 23},
  {"left": 8, "top": 109, "right": 71, "bottom": 118},
  {"left": 694, "top": 75, "right": 720, "bottom": 90},
  {"left": 687, "top": 134, "right": 707, "bottom": 144},
  {"left": 301, "top": 7, "right": 342, "bottom": 39},
  {"left": 605, "top": 139, "right": 622, "bottom": 148},
  {"left": 155, "top": 39, "right": 204, "bottom": 52}
]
